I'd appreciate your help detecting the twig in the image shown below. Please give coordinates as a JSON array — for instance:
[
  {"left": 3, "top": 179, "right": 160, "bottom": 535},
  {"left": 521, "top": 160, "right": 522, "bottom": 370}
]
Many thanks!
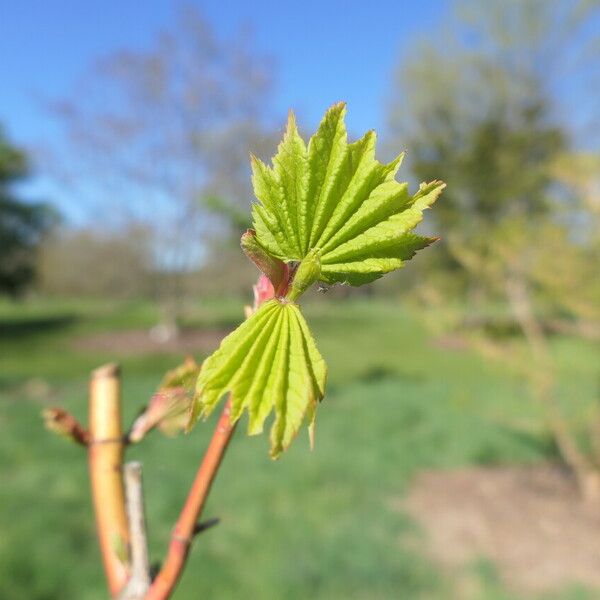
[
  {"left": 144, "top": 399, "right": 236, "bottom": 600},
  {"left": 88, "top": 363, "right": 130, "bottom": 597},
  {"left": 193, "top": 517, "right": 220, "bottom": 535},
  {"left": 119, "top": 462, "right": 151, "bottom": 600}
]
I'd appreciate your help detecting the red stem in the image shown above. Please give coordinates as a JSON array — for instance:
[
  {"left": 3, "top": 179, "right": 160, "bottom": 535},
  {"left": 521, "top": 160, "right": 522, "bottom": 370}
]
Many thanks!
[{"left": 144, "top": 399, "right": 236, "bottom": 600}]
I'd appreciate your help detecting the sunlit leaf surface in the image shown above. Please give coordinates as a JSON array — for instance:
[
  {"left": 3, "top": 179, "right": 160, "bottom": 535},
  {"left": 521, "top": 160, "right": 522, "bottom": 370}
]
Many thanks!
[
  {"left": 190, "top": 300, "right": 326, "bottom": 458},
  {"left": 251, "top": 102, "right": 444, "bottom": 284}
]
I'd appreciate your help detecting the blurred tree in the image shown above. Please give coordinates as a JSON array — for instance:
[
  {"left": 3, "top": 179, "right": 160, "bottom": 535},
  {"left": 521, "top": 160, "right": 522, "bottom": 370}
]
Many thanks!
[
  {"left": 388, "top": 0, "right": 599, "bottom": 303},
  {"left": 0, "top": 127, "right": 53, "bottom": 298},
  {"left": 387, "top": 0, "right": 600, "bottom": 500},
  {"left": 38, "top": 227, "right": 152, "bottom": 299},
  {"left": 49, "top": 5, "right": 277, "bottom": 329}
]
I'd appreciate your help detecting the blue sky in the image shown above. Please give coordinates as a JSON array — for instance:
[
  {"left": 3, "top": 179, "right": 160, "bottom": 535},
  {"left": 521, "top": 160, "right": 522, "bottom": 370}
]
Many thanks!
[{"left": 0, "top": 0, "right": 449, "bottom": 216}]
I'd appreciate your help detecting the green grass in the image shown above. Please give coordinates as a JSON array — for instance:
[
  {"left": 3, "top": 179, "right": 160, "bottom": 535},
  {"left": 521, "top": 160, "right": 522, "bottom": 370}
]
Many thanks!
[{"left": 0, "top": 296, "right": 598, "bottom": 599}]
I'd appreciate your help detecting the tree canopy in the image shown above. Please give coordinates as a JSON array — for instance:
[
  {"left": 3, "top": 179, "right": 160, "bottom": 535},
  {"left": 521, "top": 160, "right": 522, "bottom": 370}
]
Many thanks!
[
  {"left": 387, "top": 0, "right": 600, "bottom": 316},
  {"left": 0, "top": 128, "right": 53, "bottom": 297}
]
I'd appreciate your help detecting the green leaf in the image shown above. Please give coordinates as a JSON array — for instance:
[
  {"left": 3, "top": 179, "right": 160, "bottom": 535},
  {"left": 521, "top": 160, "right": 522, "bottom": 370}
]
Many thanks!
[
  {"left": 305, "top": 102, "right": 350, "bottom": 251},
  {"left": 272, "top": 111, "right": 308, "bottom": 256},
  {"left": 189, "top": 299, "right": 326, "bottom": 458},
  {"left": 250, "top": 156, "right": 296, "bottom": 258},
  {"left": 251, "top": 102, "right": 444, "bottom": 288}
]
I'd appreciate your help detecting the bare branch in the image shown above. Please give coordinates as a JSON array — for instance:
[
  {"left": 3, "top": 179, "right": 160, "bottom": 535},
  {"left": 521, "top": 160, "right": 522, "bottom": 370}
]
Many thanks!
[
  {"left": 88, "top": 363, "right": 130, "bottom": 596},
  {"left": 119, "top": 462, "right": 151, "bottom": 600}
]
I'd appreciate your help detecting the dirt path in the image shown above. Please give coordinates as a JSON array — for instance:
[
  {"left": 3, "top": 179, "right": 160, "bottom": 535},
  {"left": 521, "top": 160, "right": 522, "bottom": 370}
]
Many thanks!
[
  {"left": 72, "top": 327, "right": 231, "bottom": 356},
  {"left": 402, "top": 465, "right": 600, "bottom": 595}
]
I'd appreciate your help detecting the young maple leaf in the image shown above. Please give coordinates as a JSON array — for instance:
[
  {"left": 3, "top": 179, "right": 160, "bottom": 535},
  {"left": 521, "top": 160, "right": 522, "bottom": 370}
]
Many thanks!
[
  {"left": 188, "top": 102, "right": 444, "bottom": 458},
  {"left": 251, "top": 101, "right": 444, "bottom": 285}
]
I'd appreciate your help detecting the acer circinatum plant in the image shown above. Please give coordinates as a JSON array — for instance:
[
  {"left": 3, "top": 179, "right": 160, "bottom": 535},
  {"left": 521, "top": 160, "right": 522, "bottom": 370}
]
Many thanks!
[
  {"left": 44, "top": 102, "right": 444, "bottom": 600},
  {"left": 188, "top": 101, "right": 445, "bottom": 458}
]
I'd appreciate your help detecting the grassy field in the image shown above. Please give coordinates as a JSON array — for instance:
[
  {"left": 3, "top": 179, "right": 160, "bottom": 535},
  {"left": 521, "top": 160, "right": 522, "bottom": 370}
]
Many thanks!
[{"left": 1, "top": 295, "right": 598, "bottom": 600}]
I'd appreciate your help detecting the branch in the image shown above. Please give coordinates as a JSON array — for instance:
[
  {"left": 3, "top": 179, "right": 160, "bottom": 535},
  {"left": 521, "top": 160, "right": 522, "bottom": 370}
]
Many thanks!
[
  {"left": 193, "top": 517, "right": 220, "bottom": 535},
  {"left": 88, "top": 363, "right": 130, "bottom": 597},
  {"left": 144, "top": 399, "right": 236, "bottom": 600},
  {"left": 119, "top": 462, "right": 151, "bottom": 600}
]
